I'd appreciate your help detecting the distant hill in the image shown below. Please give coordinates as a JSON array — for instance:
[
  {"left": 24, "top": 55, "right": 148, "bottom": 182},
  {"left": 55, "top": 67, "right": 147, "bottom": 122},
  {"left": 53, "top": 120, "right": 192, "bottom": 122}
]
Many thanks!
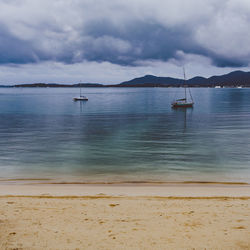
[
  {"left": 205, "top": 71, "right": 250, "bottom": 86},
  {"left": 14, "top": 83, "right": 104, "bottom": 88},
  {"left": 0, "top": 85, "right": 11, "bottom": 87},
  {"left": 2, "top": 70, "right": 250, "bottom": 88},
  {"left": 119, "top": 71, "right": 250, "bottom": 87},
  {"left": 118, "top": 75, "right": 183, "bottom": 87}
]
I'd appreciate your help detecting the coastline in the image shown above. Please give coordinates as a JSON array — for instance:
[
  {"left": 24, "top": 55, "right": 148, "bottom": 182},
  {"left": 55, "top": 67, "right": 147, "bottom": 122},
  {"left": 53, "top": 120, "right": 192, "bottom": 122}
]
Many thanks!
[{"left": 0, "top": 181, "right": 250, "bottom": 197}]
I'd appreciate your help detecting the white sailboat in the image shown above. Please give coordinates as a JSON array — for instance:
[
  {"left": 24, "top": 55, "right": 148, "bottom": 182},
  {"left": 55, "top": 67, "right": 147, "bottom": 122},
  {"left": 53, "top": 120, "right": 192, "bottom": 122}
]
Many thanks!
[
  {"left": 171, "top": 68, "right": 194, "bottom": 108},
  {"left": 73, "top": 81, "right": 88, "bottom": 101}
]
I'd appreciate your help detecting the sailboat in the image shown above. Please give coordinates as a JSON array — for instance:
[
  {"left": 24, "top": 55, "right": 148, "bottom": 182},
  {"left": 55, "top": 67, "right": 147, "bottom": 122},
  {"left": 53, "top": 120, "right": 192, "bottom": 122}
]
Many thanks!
[
  {"left": 171, "top": 68, "right": 194, "bottom": 108},
  {"left": 73, "top": 81, "right": 88, "bottom": 101}
]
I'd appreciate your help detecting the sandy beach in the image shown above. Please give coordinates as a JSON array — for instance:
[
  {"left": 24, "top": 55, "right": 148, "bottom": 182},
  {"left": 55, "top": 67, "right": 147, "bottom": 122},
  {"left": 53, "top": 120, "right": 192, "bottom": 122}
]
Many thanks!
[{"left": 0, "top": 183, "right": 250, "bottom": 249}]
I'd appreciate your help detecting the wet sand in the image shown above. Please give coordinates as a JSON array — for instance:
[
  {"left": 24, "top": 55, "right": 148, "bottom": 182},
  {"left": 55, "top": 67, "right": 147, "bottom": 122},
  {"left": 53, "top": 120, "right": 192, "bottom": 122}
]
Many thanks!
[
  {"left": 0, "top": 183, "right": 250, "bottom": 249},
  {"left": 1, "top": 182, "right": 250, "bottom": 197}
]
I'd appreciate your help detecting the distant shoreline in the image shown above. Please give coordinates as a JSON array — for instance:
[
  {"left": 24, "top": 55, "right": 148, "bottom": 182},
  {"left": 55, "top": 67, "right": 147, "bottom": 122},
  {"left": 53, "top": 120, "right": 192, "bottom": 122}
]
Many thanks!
[
  {"left": 0, "top": 84, "right": 249, "bottom": 88},
  {"left": 1, "top": 70, "right": 250, "bottom": 88}
]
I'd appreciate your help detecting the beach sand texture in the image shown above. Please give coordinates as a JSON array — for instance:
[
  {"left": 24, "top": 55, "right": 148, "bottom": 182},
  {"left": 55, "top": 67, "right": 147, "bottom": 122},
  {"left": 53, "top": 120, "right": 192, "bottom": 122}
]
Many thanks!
[{"left": 1, "top": 195, "right": 250, "bottom": 249}]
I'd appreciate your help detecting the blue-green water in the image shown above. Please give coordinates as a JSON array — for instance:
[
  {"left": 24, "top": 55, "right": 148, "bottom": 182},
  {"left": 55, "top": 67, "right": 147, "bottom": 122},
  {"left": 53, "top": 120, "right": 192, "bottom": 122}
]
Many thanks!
[{"left": 0, "top": 87, "right": 250, "bottom": 183}]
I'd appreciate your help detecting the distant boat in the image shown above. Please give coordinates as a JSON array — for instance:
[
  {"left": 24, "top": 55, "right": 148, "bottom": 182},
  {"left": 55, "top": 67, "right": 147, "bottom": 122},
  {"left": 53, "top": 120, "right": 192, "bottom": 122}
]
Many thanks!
[
  {"left": 171, "top": 68, "right": 194, "bottom": 108},
  {"left": 73, "top": 81, "right": 88, "bottom": 101}
]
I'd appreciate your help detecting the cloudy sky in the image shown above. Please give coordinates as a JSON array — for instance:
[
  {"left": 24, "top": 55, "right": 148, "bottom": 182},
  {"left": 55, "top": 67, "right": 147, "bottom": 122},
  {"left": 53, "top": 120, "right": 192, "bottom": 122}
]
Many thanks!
[{"left": 0, "top": 0, "right": 250, "bottom": 85}]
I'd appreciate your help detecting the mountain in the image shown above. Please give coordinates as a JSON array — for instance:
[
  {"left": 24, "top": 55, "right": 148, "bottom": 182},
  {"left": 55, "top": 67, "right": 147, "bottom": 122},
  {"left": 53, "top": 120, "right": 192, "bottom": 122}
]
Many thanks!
[
  {"left": 119, "top": 75, "right": 184, "bottom": 87},
  {"left": 205, "top": 71, "right": 250, "bottom": 86},
  {"left": 119, "top": 71, "right": 250, "bottom": 87},
  {"left": 4, "top": 70, "right": 250, "bottom": 88}
]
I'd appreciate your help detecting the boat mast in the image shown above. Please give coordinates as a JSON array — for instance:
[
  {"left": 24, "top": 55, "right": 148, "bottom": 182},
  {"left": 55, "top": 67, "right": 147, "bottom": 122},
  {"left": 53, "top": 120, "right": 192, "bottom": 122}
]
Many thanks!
[
  {"left": 183, "top": 67, "right": 187, "bottom": 102},
  {"left": 80, "top": 80, "right": 82, "bottom": 97}
]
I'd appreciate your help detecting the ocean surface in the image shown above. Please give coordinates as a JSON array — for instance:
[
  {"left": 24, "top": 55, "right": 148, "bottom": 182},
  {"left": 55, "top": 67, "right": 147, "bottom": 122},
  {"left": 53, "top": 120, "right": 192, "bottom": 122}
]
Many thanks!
[{"left": 0, "top": 87, "right": 250, "bottom": 183}]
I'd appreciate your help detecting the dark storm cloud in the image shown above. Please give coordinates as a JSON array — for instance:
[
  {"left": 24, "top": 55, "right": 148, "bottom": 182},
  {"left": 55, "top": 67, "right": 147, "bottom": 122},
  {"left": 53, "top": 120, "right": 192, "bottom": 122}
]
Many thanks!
[
  {"left": 0, "top": 19, "right": 212, "bottom": 66},
  {"left": 0, "top": 0, "right": 250, "bottom": 68},
  {"left": 0, "top": 25, "right": 37, "bottom": 64},
  {"left": 82, "top": 20, "right": 203, "bottom": 65},
  {"left": 212, "top": 57, "right": 249, "bottom": 68}
]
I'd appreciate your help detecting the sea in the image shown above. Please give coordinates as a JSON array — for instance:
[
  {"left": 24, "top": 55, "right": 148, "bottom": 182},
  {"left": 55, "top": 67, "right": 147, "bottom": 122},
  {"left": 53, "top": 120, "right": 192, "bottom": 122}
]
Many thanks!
[{"left": 0, "top": 87, "right": 250, "bottom": 183}]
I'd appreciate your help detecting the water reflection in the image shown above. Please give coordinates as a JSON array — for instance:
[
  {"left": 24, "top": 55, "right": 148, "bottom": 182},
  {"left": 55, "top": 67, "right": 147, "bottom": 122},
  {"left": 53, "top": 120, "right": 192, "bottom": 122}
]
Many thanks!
[
  {"left": 0, "top": 87, "right": 250, "bottom": 182},
  {"left": 171, "top": 107, "right": 194, "bottom": 132}
]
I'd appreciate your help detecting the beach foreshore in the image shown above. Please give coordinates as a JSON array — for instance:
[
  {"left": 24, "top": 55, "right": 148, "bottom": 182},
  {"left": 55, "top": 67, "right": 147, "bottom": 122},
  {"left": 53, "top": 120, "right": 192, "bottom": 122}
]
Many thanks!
[
  {"left": 0, "top": 183, "right": 250, "bottom": 249},
  {"left": 0, "top": 182, "right": 250, "bottom": 197}
]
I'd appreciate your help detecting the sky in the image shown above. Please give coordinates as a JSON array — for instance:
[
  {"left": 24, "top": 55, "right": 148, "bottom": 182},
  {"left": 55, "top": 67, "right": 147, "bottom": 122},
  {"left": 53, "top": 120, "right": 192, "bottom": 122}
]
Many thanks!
[{"left": 1, "top": 0, "right": 250, "bottom": 85}]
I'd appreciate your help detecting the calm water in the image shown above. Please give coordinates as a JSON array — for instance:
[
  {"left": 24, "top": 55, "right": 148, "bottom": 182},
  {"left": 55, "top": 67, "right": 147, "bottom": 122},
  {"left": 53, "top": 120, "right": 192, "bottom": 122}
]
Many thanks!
[{"left": 0, "top": 87, "right": 250, "bottom": 183}]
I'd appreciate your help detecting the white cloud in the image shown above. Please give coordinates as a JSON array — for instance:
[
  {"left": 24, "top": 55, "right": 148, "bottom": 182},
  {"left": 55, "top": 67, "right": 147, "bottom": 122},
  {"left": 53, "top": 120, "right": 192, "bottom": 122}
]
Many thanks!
[{"left": 195, "top": 0, "right": 250, "bottom": 61}]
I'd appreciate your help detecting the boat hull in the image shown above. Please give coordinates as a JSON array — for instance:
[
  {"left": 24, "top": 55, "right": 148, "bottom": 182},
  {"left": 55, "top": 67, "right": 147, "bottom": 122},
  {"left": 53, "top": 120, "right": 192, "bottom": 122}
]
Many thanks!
[
  {"left": 172, "top": 102, "right": 194, "bottom": 108},
  {"left": 73, "top": 97, "right": 88, "bottom": 101}
]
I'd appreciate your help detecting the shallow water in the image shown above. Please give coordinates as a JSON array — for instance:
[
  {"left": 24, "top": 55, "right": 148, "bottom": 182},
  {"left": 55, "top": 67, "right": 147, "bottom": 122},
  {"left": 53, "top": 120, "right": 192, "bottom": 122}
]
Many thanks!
[{"left": 0, "top": 87, "right": 250, "bottom": 183}]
